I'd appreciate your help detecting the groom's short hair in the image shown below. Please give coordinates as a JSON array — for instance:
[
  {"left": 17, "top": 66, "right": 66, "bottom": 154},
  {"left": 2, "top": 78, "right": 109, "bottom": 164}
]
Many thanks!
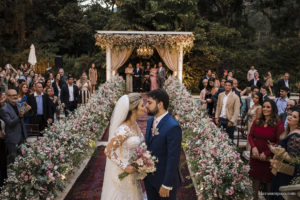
[{"left": 147, "top": 89, "right": 169, "bottom": 110}]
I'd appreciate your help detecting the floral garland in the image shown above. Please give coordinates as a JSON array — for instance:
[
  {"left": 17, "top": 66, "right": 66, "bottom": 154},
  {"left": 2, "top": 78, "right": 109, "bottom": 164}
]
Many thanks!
[
  {"left": 0, "top": 76, "right": 125, "bottom": 200},
  {"left": 95, "top": 33, "right": 194, "bottom": 51},
  {"left": 164, "top": 77, "right": 252, "bottom": 199}
]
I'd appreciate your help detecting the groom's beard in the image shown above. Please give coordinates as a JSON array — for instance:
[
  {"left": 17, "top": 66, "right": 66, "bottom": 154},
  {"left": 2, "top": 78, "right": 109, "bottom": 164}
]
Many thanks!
[{"left": 147, "top": 105, "right": 159, "bottom": 116}]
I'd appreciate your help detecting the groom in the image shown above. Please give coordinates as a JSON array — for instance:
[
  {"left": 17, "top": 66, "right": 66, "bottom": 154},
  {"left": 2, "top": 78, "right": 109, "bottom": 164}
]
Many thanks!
[{"left": 145, "top": 89, "right": 182, "bottom": 200}]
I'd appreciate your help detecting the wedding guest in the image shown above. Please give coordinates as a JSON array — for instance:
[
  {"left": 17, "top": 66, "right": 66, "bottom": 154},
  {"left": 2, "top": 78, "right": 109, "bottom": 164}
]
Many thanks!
[
  {"left": 143, "top": 62, "right": 151, "bottom": 91},
  {"left": 248, "top": 100, "right": 284, "bottom": 200},
  {"left": 211, "top": 72, "right": 220, "bottom": 88},
  {"left": 269, "top": 106, "right": 300, "bottom": 200},
  {"left": 276, "top": 86, "right": 289, "bottom": 115},
  {"left": 27, "top": 82, "right": 53, "bottom": 131},
  {"left": 60, "top": 75, "right": 80, "bottom": 117},
  {"left": 200, "top": 79, "right": 208, "bottom": 109},
  {"left": 215, "top": 80, "right": 241, "bottom": 142},
  {"left": 125, "top": 63, "right": 134, "bottom": 93},
  {"left": 48, "top": 73, "right": 54, "bottom": 84},
  {"left": 0, "top": 92, "right": 7, "bottom": 187},
  {"left": 249, "top": 71, "right": 263, "bottom": 89},
  {"left": 46, "top": 87, "right": 57, "bottom": 123},
  {"left": 279, "top": 100, "right": 297, "bottom": 130},
  {"left": 276, "top": 73, "right": 290, "bottom": 98},
  {"left": 43, "top": 79, "right": 52, "bottom": 93},
  {"left": 264, "top": 71, "right": 274, "bottom": 96},
  {"left": 150, "top": 64, "right": 158, "bottom": 91},
  {"left": 260, "top": 86, "right": 271, "bottom": 102},
  {"left": 58, "top": 68, "right": 67, "bottom": 83},
  {"left": 157, "top": 62, "right": 166, "bottom": 89},
  {"left": 89, "top": 63, "right": 98, "bottom": 93},
  {"left": 18, "top": 82, "right": 30, "bottom": 124},
  {"left": 0, "top": 76, "right": 7, "bottom": 92},
  {"left": 77, "top": 72, "right": 91, "bottom": 104},
  {"left": 0, "top": 89, "right": 28, "bottom": 163},
  {"left": 133, "top": 63, "right": 142, "bottom": 92},
  {"left": 206, "top": 78, "right": 218, "bottom": 117},
  {"left": 226, "top": 71, "right": 234, "bottom": 80},
  {"left": 52, "top": 74, "right": 64, "bottom": 121},
  {"left": 245, "top": 92, "right": 262, "bottom": 150},
  {"left": 232, "top": 78, "right": 243, "bottom": 106},
  {"left": 243, "top": 86, "right": 260, "bottom": 119},
  {"left": 247, "top": 65, "right": 257, "bottom": 83},
  {"left": 198, "top": 69, "right": 211, "bottom": 91}
]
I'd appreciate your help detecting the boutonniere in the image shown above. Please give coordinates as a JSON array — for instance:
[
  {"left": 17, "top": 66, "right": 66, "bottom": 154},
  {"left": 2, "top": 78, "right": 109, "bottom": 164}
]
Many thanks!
[{"left": 151, "top": 127, "right": 159, "bottom": 137}]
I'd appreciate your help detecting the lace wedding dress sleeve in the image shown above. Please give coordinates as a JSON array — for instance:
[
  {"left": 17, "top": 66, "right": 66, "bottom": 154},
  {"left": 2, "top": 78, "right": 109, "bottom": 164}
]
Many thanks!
[{"left": 104, "top": 125, "right": 131, "bottom": 170}]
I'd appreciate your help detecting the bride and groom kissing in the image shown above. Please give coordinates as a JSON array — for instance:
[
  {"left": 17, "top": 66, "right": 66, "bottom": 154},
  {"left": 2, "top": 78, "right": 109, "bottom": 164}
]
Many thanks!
[{"left": 101, "top": 89, "right": 182, "bottom": 200}]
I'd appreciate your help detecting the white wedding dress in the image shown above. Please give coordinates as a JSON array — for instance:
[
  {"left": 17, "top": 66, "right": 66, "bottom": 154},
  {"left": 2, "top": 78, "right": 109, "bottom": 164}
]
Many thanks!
[{"left": 101, "top": 95, "right": 144, "bottom": 200}]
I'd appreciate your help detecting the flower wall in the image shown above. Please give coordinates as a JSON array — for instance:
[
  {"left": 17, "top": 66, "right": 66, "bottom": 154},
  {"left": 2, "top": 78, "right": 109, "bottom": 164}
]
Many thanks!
[
  {"left": 164, "top": 77, "right": 252, "bottom": 199},
  {"left": 0, "top": 76, "right": 125, "bottom": 200}
]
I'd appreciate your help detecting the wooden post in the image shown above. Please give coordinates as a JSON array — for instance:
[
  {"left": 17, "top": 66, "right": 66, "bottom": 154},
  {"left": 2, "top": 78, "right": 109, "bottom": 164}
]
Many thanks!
[
  {"left": 106, "top": 46, "right": 112, "bottom": 81},
  {"left": 178, "top": 46, "right": 183, "bottom": 82}
]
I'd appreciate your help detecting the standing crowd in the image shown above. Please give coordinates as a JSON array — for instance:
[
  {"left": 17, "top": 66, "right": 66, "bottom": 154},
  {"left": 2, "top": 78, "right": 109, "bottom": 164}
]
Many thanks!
[
  {"left": 199, "top": 66, "right": 300, "bottom": 200},
  {"left": 0, "top": 63, "right": 98, "bottom": 188}
]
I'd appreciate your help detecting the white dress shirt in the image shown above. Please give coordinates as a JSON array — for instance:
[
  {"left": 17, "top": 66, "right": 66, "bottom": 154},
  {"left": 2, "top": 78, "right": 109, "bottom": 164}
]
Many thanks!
[
  {"left": 68, "top": 85, "right": 74, "bottom": 102},
  {"left": 284, "top": 80, "right": 289, "bottom": 88},
  {"left": 220, "top": 92, "right": 231, "bottom": 118}
]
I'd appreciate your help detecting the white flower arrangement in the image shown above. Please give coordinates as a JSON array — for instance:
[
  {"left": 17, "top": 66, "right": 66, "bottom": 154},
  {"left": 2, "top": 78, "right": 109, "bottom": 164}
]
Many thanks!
[
  {"left": 164, "top": 77, "right": 252, "bottom": 200},
  {"left": 151, "top": 127, "right": 159, "bottom": 137},
  {"left": 0, "top": 76, "right": 125, "bottom": 200}
]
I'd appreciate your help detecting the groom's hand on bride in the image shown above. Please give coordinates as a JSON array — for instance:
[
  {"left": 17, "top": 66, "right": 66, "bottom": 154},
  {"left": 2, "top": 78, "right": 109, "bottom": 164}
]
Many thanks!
[
  {"left": 159, "top": 186, "right": 170, "bottom": 198},
  {"left": 124, "top": 165, "right": 136, "bottom": 174}
]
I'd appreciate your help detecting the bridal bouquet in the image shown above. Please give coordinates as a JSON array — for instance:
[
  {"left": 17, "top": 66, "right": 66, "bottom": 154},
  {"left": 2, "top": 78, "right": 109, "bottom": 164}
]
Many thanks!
[{"left": 119, "top": 142, "right": 158, "bottom": 180}]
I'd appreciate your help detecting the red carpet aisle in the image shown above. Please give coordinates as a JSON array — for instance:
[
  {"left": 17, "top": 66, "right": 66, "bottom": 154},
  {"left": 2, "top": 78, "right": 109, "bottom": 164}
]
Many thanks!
[{"left": 65, "top": 96, "right": 197, "bottom": 200}]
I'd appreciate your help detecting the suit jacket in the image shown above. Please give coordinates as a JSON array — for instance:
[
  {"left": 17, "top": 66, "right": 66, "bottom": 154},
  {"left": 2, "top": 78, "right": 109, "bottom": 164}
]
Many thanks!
[
  {"left": 276, "top": 79, "right": 290, "bottom": 97},
  {"left": 215, "top": 91, "right": 241, "bottom": 125},
  {"left": 60, "top": 84, "right": 80, "bottom": 105},
  {"left": 27, "top": 93, "right": 53, "bottom": 122},
  {"left": 144, "top": 113, "right": 182, "bottom": 190},
  {"left": 157, "top": 67, "right": 166, "bottom": 81},
  {"left": 0, "top": 103, "right": 27, "bottom": 144},
  {"left": 248, "top": 78, "right": 263, "bottom": 89},
  {"left": 133, "top": 68, "right": 143, "bottom": 79}
]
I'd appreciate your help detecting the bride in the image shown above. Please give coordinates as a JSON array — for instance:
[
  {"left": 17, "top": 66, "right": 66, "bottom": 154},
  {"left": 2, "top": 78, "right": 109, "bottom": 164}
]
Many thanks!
[{"left": 101, "top": 93, "right": 146, "bottom": 200}]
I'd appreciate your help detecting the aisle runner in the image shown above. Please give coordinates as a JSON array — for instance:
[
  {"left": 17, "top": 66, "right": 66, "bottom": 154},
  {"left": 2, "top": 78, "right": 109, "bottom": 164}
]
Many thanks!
[{"left": 65, "top": 96, "right": 197, "bottom": 200}]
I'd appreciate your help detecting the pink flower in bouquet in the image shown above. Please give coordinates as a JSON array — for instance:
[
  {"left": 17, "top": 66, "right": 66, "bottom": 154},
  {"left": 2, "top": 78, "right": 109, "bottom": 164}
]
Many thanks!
[{"left": 226, "top": 188, "right": 234, "bottom": 196}]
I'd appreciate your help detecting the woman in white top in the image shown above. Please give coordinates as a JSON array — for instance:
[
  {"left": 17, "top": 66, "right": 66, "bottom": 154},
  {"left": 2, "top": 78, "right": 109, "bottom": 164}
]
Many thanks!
[{"left": 77, "top": 72, "right": 92, "bottom": 104}]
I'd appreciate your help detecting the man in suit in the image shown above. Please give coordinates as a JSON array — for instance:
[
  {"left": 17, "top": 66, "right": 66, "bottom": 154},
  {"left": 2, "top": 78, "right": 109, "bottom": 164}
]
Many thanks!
[
  {"left": 198, "top": 69, "right": 212, "bottom": 91},
  {"left": 27, "top": 82, "right": 53, "bottom": 131},
  {"left": 157, "top": 62, "right": 166, "bottom": 89},
  {"left": 276, "top": 73, "right": 290, "bottom": 98},
  {"left": 243, "top": 86, "right": 259, "bottom": 119},
  {"left": 279, "top": 100, "right": 296, "bottom": 130},
  {"left": 60, "top": 75, "right": 80, "bottom": 117},
  {"left": 215, "top": 80, "right": 241, "bottom": 143},
  {"left": 133, "top": 63, "right": 143, "bottom": 92},
  {"left": 145, "top": 89, "right": 182, "bottom": 200},
  {"left": 248, "top": 71, "right": 263, "bottom": 89},
  {"left": 260, "top": 86, "right": 271, "bottom": 102},
  {"left": 0, "top": 89, "right": 27, "bottom": 163}
]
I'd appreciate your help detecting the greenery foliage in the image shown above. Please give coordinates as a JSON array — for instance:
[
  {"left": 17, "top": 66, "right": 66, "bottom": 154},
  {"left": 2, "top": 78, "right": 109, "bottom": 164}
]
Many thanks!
[{"left": 0, "top": 0, "right": 299, "bottom": 90}]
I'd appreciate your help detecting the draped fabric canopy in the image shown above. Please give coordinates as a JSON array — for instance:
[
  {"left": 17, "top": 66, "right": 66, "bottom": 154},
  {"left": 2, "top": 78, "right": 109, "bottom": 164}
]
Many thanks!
[{"left": 95, "top": 31, "right": 194, "bottom": 82}]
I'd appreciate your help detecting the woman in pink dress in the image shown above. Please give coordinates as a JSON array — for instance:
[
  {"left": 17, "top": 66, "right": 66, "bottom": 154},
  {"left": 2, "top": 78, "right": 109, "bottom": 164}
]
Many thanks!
[
  {"left": 248, "top": 99, "right": 284, "bottom": 199},
  {"left": 150, "top": 64, "right": 158, "bottom": 91}
]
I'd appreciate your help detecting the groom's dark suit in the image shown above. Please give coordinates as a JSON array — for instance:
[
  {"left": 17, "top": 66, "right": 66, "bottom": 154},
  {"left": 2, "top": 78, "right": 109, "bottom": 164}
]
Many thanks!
[{"left": 144, "top": 113, "right": 182, "bottom": 200}]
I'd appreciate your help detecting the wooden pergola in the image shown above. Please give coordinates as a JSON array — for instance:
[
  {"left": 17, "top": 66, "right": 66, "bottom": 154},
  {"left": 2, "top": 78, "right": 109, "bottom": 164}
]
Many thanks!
[{"left": 95, "top": 31, "right": 194, "bottom": 82}]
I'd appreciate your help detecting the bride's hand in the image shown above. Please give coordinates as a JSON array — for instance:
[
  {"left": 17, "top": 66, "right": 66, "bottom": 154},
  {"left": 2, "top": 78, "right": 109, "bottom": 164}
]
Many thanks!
[{"left": 124, "top": 165, "right": 136, "bottom": 174}]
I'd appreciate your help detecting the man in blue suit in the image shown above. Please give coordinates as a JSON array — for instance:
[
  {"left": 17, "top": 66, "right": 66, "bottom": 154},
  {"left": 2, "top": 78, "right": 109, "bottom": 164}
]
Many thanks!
[{"left": 144, "top": 89, "right": 182, "bottom": 200}]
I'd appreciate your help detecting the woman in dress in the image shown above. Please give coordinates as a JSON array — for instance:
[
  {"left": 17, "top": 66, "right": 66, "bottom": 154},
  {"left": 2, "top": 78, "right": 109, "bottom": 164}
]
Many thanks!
[
  {"left": 18, "top": 82, "right": 31, "bottom": 124},
  {"left": 199, "top": 79, "right": 208, "bottom": 110},
  {"left": 264, "top": 71, "right": 274, "bottom": 96},
  {"left": 269, "top": 107, "right": 300, "bottom": 200},
  {"left": 248, "top": 100, "right": 284, "bottom": 200},
  {"left": 52, "top": 74, "right": 64, "bottom": 121},
  {"left": 245, "top": 92, "right": 263, "bottom": 150},
  {"left": 205, "top": 78, "right": 218, "bottom": 117},
  {"left": 211, "top": 72, "right": 220, "bottom": 88},
  {"left": 77, "top": 72, "right": 91, "bottom": 104},
  {"left": 43, "top": 79, "right": 52, "bottom": 93},
  {"left": 125, "top": 63, "right": 134, "bottom": 93},
  {"left": 150, "top": 64, "right": 158, "bottom": 91},
  {"left": 89, "top": 63, "right": 98, "bottom": 93},
  {"left": 101, "top": 93, "right": 145, "bottom": 200}
]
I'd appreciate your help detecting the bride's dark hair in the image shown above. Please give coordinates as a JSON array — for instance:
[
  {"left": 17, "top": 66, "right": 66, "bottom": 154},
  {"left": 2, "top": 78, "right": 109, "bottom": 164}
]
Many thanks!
[{"left": 125, "top": 93, "right": 142, "bottom": 121}]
